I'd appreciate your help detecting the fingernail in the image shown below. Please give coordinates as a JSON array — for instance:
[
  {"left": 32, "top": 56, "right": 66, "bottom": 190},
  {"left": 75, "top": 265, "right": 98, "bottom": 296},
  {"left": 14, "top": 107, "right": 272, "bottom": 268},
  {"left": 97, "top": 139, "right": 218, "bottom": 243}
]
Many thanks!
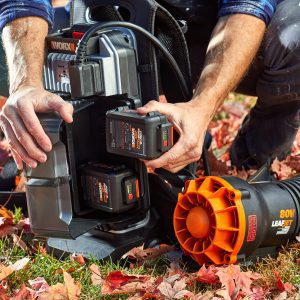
[
  {"left": 45, "top": 144, "right": 52, "bottom": 152},
  {"left": 40, "top": 155, "right": 47, "bottom": 163},
  {"left": 30, "top": 162, "right": 37, "bottom": 168}
]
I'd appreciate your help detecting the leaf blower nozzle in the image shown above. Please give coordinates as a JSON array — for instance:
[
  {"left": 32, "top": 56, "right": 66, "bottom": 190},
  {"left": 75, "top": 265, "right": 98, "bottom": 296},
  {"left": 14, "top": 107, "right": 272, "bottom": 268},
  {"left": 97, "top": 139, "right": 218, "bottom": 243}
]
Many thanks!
[{"left": 173, "top": 176, "right": 300, "bottom": 265}]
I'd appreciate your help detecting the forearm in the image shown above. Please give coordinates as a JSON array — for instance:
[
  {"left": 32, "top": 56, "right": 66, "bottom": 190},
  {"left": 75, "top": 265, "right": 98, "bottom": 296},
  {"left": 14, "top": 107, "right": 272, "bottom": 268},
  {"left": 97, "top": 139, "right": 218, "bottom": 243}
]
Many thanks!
[
  {"left": 2, "top": 16, "right": 48, "bottom": 93},
  {"left": 192, "top": 14, "right": 266, "bottom": 117}
]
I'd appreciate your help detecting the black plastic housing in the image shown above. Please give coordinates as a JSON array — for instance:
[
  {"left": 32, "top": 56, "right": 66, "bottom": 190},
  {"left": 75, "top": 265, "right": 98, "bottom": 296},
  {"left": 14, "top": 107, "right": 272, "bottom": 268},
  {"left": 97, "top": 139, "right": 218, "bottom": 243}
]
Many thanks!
[
  {"left": 80, "top": 163, "right": 140, "bottom": 213},
  {"left": 106, "top": 108, "right": 173, "bottom": 159},
  {"left": 25, "top": 98, "right": 151, "bottom": 239}
]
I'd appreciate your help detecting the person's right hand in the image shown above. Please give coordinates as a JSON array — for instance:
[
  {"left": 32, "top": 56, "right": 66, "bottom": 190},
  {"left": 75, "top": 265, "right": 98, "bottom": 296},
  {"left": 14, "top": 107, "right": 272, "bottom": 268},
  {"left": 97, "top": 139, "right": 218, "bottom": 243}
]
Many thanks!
[{"left": 0, "top": 86, "right": 74, "bottom": 169}]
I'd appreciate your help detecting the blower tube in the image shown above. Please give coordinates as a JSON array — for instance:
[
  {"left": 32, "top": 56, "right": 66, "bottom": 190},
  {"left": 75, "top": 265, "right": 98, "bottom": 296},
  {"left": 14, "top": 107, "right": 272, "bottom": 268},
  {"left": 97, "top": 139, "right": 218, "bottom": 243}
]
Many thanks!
[{"left": 173, "top": 176, "right": 300, "bottom": 265}]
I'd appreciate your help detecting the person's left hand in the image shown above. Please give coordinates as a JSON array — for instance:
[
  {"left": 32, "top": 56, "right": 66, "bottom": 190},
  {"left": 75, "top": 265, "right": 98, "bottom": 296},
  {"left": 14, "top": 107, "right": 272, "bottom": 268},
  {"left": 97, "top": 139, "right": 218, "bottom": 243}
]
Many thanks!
[{"left": 137, "top": 100, "right": 211, "bottom": 173}]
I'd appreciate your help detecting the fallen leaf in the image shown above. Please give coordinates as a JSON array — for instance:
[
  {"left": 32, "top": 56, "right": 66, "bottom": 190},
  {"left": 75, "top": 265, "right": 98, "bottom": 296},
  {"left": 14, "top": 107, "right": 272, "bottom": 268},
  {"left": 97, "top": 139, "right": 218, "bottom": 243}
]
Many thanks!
[
  {"left": 195, "top": 265, "right": 219, "bottom": 285},
  {"left": 0, "top": 206, "right": 13, "bottom": 221},
  {"left": 12, "top": 234, "right": 29, "bottom": 252},
  {"left": 0, "top": 223, "right": 18, "bottom": 237},
  {"left": 122, "top": 244, "right": 176, "bottom": 263},
  {"left": 90, "top": 264, "right": 102, "bottom": 286},
  {"left": 157, "top": 278, "right": 191, "bottom": 299},
  {"left": 0, "top": 257, "right": 30, "bottom": 280},
  {"left": 70, "top": 253, "right": 85, "bottom": 265},
  {"left": 17, "top": 218, "right": 31, "bottom": 233},
  {"left": 274, "top": 271, "right": 295, "bottom": 293},
  {"left": 191, "top": 291, "right": 216, "bottom": 300},
  {"left": 10, "top": 284, "right": 32, "bottom": 300},
  {"left": 101, "top": 271, "right": 152, "bottom": 295},
  {"left": 38, "top": 283, "right": 68, "bottom": 300},
  {"left": 28, "top": 277, "right": 50, "bottom": 298},
  {"left": 63, "top": 271, "right": 81, "bottom": 300},
  {"left": 274, "top": 291, "right": 288, "bottom": 300},
  {"left": 216, "top": 265, "right": 261, "bottom": 299}
]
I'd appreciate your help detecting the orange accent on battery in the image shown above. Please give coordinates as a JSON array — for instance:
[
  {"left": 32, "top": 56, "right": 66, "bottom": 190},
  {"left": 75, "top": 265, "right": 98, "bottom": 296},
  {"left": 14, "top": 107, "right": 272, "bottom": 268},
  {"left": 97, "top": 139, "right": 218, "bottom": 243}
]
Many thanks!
[
  {"left": 128, "top": 194, "right": 133, "bottom": 200},
  {"left": 135, "top": 179, "right": 140, "bottom": 199},
  {"left": 15, "top": 176, "right": 20, "bottom": 187},
  {"left": 170, "top": 127, "right": 174, "bottom": 146},
  {"left": 163, "top": 140, "right": 168, "bottom": 147},
  {"left": 173, "top": 176, "right": 246, "bottom": 265},
  {"left": 72, "top": 31, "right": 85, "bottom": 39}
]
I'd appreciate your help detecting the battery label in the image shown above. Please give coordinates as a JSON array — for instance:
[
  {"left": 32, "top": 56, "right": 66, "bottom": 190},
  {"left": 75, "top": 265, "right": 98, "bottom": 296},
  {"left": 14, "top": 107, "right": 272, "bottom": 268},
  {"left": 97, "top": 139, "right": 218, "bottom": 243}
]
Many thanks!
[
  {"left": 98, "top": 181, "right": 109, "bottom": 204},
  {"left": 110, "top": 120, "right": 145, "bottom": 154}
]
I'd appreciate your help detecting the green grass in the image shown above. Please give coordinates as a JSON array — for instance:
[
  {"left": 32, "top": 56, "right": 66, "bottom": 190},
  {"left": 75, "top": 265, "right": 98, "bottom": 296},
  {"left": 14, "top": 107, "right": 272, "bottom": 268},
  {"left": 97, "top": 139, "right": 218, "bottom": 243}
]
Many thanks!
[{"left": 1, "top": 235, "right": 300, "bottom": 299}]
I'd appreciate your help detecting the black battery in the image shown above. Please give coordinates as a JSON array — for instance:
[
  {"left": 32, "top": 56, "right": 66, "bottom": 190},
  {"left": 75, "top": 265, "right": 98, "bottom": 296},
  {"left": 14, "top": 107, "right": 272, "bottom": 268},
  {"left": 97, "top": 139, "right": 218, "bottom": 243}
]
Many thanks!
[
  {"left": 106, "top": 107, "right": 173, "bottom": 159},
  {"left": 80, "top": 163, "right": 140, "bottom": 213}
]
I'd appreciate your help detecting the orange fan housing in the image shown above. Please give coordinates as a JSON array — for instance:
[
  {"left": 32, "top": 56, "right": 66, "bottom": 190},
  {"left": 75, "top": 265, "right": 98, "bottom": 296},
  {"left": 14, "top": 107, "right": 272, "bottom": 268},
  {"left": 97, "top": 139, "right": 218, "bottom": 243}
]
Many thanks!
[{"left": 173, "top": 176, "right": 246, "bottom": 265}]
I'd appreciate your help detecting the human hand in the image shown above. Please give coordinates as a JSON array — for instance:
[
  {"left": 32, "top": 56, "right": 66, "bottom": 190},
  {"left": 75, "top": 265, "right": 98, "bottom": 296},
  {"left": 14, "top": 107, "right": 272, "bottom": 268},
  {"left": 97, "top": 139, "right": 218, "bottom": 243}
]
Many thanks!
[
  {"left": 0, "top": 86, "right": 74, "bottom": 169},
  {"left": 137, "top": 100, "right": 211, "bottom": 173}
]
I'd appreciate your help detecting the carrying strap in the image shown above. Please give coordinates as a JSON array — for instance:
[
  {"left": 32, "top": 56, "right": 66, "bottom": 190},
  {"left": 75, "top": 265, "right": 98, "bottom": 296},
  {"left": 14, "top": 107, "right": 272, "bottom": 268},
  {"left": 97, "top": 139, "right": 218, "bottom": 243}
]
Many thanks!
[{"left": 70, "top": 0, "right": 192, "bottom": 103}]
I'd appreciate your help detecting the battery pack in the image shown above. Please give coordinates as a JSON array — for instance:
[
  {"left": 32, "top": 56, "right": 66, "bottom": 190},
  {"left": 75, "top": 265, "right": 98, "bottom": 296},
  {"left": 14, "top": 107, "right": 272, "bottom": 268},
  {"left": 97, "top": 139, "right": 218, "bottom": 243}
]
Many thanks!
[
  {"left": 106, "top": 107, "right": 173, "bottom": 159},
  {"left": 80, "top": 163, "right": 140, "bottom": 213}
]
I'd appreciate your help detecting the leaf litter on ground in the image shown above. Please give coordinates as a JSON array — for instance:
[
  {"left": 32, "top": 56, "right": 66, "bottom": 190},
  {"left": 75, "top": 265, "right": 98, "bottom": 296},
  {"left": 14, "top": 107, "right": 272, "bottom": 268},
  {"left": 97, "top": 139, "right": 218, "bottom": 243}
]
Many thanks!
[{"left": 0, "top": 94, "right": 299, "bottom": 299}]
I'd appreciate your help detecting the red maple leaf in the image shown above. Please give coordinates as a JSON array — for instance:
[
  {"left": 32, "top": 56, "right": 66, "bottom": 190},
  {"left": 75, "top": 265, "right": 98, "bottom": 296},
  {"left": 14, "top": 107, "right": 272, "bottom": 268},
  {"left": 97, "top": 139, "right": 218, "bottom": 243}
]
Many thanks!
[
  {"left": 274, "top": 271, "right": 295, "bottom": 293},
  {"left": 195, "top": 265, "right": 219, "bottom": 285}
]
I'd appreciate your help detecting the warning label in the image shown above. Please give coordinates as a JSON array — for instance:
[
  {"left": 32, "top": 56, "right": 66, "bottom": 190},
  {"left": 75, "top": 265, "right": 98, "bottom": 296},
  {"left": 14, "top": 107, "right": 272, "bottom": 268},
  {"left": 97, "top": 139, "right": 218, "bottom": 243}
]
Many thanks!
[{"left": 246, "top": 215, "right": 257, "bottom": 242}]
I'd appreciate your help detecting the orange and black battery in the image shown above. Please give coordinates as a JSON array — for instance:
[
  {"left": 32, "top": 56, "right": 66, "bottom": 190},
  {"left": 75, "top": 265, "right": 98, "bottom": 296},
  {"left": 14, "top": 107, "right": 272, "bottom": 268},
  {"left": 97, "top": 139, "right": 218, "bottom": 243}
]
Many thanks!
[
  {"left": 173, "top": 176, "right": 300, "bottom": 265},
  {"left": 106, "top": 107, "right": 173, "bottom": 159},
  {"left": 80, "top": 163, "right": 140, "bottom": 213}
]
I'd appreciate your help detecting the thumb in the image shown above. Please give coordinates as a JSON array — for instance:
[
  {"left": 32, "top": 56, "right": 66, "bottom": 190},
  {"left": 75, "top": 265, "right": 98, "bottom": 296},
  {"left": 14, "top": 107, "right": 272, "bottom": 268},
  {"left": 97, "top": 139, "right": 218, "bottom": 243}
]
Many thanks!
[
  {"left": 47, "top": 95, "right": 74, "bottom": 123},
  {"left": 137, "top": 100, "right": 173, "bottom": 116}
]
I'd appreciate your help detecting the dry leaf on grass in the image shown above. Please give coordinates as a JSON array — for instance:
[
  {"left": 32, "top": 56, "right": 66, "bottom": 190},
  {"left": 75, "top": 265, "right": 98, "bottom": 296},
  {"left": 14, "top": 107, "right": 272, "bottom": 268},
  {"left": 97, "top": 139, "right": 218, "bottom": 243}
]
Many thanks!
[
  {"left": 64, "top": 271, "right": 81, "bottom": 300},
  {"left": 28, "top": 277, "right": 50, "bottom": 298},
  {"left": 122, "top": 244, "right": 176, "bottom": 263},
  {"left": 157, "top": 278, "right": 193, "bottom": 299},
  {"left": 0, "top": 257, "right": 30, "bottom": 280},
  {"left": 90, "top": 264, "right": 102, "bottom": 285},
  {"left": 194, "top": 265, "right": 219, "bottom": 285},
  {"left": 10, "top": 283, "right": 32, "bottom": 300},
  {"left": 12, "top": 234, "right": 29, "bottom": 251},
  {"left": 100, "top": 271, "right": 153, "bottom": 295},
  {"left": 38, "top": 271, "right": 81, "bottom": 300},
  {"left": 274, "top": 271, "right": 295, "bottom": 293},
  {"left": 216, "top": 265, "right": 261, "bottom": 299},
  {"left": 17, "top": 218, "right": 31, "bottom": 233},
  {"left": 70, "top": 253, "right": 85, "bottom": 265}
]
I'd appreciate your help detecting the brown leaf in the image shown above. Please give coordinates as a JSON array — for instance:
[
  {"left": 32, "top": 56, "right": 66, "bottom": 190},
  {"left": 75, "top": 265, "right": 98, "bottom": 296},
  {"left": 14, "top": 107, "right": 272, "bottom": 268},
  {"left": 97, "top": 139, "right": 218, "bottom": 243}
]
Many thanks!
[
  {"left": 0, "top": 223, "right": 17, "bottom": 238},
  {"left": 157, "top": 278, "right": 193, "bottom": 299},
  {"left": 192, "top": 291, "right": 216, "bottom": 300},
  {"left": 216, "top": 265, "right": 261, "bottom": 299},
  {"left": 28, "top": 277, "right": 50, "bottom": 298},
  {"left": 12, "top": 234, "right": 29, "bottom": 252},
  {"left": 122, "top": 244, "right": 176, "bottom": 263},
  {"left": 70, "top": 253, "right": 85, "bottom": 266},
  {"left": 17, "top": 218, "right": 31, "bottom": 233},
  {"left": 0, "top": 206, "right": 13, "bottom": 221},
  {"left": 271, "top": 158, "right": 294, "bottom": 180},
  {"left": 0, "top": 257, "right": 30, "bottom": 280},
  {"left": 90, "top": 264, "right": 102, "bottom": 286},
  {"left": 63, "top": 271, "right": 81, "bottom": 300},
  {"left": 10, "top": 284, "right": 32, "bottom": 300},
  {"left": 38, "top": 283, "right": 68, "bottom": 300}
]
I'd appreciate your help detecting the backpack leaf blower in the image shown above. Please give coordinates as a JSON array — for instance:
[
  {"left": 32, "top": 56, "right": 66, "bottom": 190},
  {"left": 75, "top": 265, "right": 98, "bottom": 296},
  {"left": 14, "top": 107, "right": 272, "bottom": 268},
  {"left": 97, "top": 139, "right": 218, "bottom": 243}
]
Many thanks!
[{"left": 21, "top": 0, "right": 299, "bottom": 265}]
